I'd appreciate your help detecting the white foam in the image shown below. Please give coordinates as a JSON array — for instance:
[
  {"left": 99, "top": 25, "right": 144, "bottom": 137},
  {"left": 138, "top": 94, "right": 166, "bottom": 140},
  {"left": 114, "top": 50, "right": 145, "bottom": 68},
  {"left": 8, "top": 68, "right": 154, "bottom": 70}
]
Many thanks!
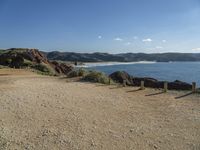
[{"left": 76, "top": 61, "right": 156, "bottom": 68}]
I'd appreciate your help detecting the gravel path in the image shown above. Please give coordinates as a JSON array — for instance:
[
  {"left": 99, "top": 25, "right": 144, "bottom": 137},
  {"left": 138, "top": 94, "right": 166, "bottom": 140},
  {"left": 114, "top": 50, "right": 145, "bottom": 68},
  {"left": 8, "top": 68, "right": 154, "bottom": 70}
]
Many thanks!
[{"left": 0, "top": 69, "right": 200, "bottom": 150}]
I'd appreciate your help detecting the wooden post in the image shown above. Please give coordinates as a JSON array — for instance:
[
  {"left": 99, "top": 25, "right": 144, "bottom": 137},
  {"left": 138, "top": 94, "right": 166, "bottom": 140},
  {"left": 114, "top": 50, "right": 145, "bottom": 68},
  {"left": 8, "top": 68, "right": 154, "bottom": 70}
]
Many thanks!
[
  {"left": 164, "top": 81, "right": 168, "bottom": 92},
  {"left": 192, "top": 82, "right": 196, "bottom": 93},
  {"left": 140, "top": 81, "right": 145, "bottom": 90},
  {"left": 123, "top": 80, "right": 126, "bottom": 87}
]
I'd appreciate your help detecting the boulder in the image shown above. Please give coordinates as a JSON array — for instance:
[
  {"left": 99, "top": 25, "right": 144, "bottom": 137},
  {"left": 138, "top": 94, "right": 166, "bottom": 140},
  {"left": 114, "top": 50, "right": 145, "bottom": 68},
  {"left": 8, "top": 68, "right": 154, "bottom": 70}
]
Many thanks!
[
  {"left": 168, "top": 80, "right": 192, "bottom": 90},
  {"left": 109, "top": 71, "right": 133, "bottom": 85},
  {"left": 132, "top": 77, "right": 164, "bottom": 88}
]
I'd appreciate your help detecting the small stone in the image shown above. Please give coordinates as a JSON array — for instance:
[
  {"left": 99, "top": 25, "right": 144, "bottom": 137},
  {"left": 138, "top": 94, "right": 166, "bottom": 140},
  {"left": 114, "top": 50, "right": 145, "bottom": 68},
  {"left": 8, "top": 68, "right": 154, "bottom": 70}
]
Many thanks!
[
  {"left": 91, "top": 140, "right": 95, "bottom": 146},
  {"left": 153, "top": 144, "right": 158, "bottom": 149}
]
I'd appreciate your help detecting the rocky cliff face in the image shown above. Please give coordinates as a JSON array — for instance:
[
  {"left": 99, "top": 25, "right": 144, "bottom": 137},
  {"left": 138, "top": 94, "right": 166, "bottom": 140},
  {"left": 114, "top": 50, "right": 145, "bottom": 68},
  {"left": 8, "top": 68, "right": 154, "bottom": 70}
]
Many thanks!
[{"left": 0, "top": 48, "right": 73, "bottom": 75}]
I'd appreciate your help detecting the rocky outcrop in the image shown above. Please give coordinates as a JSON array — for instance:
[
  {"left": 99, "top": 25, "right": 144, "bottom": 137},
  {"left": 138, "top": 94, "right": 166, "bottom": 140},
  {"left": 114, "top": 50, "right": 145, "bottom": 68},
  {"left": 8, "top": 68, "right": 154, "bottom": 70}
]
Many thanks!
[
  {"left": 24, "top": 49, "right": 49, "bottom": 64},
  {"left": 132, "top": 78, "right": 192, "bottom": 90},
  {"left": 132, "top": 77, "right": 164, "bottom": 88},
  {"left": 168, "top": 80, "right": 192, "bottom": 90},
  {"left": 109, "top": 71, "right": 192, "bottom": 90},
  {"left": 0, "top": 48, "right": 47, "bottom": 67},
  {"left": 0, "top": 48, "right": 73, "bottom": 75},
  {"left": 109, "top": 71, "right": 134, "bottom": 85},
  {"left": 51, "top": 61, "right": 73, "bottom": 75}
]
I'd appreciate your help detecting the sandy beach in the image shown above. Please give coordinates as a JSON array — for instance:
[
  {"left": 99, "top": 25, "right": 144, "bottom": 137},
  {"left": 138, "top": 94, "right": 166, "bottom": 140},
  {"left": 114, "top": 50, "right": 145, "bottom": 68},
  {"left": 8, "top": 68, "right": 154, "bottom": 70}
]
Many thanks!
[{"left": 0, "top": 69, "right": 200, "bottom": 150}]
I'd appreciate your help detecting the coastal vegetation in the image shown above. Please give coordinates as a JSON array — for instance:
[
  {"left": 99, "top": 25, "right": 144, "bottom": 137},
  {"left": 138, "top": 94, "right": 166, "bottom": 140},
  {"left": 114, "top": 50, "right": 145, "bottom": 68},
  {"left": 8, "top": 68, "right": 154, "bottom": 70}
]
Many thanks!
[
  {"left": 82, "top": 70, "right": 111, "bottom": 84},
  {"left": 67, "top": 68, "right": 87, "bottom": 78},
  {"left": 67, "top": 68, "right": 113, "bottom": 84}
]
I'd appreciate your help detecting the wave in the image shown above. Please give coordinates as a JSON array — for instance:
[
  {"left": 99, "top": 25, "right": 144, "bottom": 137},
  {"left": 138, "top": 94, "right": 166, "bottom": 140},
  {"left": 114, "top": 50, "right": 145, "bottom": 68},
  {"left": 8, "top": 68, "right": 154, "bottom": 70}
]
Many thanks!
[{"left": 76, "top": 61, "right": 156, "bottom": 68}]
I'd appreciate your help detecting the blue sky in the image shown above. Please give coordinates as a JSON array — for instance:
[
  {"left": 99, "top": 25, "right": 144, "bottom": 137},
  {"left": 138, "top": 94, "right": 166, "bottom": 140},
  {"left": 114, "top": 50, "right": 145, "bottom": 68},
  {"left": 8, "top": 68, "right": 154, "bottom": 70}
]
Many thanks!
[{"left": 0, "top": 0, "right": 200, "bottom": 53}]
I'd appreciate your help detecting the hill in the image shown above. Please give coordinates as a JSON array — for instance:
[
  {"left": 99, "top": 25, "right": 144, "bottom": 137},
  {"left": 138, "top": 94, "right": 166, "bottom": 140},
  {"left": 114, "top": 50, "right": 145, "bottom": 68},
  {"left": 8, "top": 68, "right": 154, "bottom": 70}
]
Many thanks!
[
  {"left": 44, "top": 51, "right": 200, "bottom": 62},
  {"left": 0, "top": 48, "right": 73, "bottom": 75},
  {"left": 1, "top": 49, "right": 200, "bottom": 63}
]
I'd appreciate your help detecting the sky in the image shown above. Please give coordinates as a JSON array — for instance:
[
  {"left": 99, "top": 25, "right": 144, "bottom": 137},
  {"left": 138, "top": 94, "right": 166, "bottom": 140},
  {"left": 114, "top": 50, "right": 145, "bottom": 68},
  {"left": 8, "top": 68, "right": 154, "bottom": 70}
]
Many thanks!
[{"left": 0, "top": 0, "right": 200, "bottom": 53}]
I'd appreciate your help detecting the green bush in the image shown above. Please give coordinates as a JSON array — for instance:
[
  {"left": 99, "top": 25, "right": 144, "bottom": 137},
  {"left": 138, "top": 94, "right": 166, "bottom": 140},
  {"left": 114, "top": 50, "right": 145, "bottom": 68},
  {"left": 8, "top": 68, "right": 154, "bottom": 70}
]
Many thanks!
[
  {"left": 0, "top": 50, "right": 6, "bottom": 54},
  {"left": 31, "top": 63, "right": 56, "bottom": 75},
  {"left": 82, "top": 70, "right": 111, "bottom": 84},
  {"left": 67, "top": 68, "right": 88, "bottom": 78},
  {"left": 23, "top": 59, "right": 33, "bottom": 67}
]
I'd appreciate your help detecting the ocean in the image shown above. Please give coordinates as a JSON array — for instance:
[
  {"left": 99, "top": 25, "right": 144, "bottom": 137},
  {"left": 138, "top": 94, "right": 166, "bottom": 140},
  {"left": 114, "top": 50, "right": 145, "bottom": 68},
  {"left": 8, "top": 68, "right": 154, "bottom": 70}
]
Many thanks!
[{"left": 81, "top": 61, "right": 200, "bottom": 86}]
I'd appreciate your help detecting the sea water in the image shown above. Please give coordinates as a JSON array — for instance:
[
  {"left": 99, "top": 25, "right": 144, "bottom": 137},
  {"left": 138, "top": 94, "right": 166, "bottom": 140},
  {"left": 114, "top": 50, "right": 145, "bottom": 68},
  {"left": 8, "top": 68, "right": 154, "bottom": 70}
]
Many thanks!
[{"left": 83, "top": 62, "right": 200, "bottom": 86}]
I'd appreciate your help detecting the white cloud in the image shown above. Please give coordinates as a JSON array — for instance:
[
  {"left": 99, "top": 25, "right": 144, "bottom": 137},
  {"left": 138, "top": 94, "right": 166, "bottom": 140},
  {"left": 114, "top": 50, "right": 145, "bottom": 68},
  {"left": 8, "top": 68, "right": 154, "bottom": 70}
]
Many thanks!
[
  {"left": 124, "top": 42, "right": 131, "bottom": 46},
  {"left": 156, "top": 46, "right": 163, "bottom": 49},
  {"left": 142, "top": 38, "right": 152, "bottom": 42},
  {"left": 192, "top": 48, "right": 200, "bottom": 51},
  {"left": 98, "top": 35, "right": 102, "bottom": 39},
  {"left": 114, "top": 37, "right": 123, "bottom": 41},
  {"left": 162, "top": 40, "right": 166, "bottom": 43}
]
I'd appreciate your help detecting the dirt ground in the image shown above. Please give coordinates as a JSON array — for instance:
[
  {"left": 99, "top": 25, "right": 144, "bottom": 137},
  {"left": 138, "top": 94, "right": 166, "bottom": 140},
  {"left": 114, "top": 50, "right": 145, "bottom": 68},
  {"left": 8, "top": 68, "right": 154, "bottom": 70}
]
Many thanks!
[{"left": 0, "top": 69, "right": 200, "bottom": 150}]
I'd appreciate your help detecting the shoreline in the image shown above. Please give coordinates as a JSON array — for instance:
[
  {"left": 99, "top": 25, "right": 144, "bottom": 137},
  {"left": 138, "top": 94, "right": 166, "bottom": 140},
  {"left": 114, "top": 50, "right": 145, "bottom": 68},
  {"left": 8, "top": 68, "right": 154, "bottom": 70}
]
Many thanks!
[
  {"left": 74, "top": 61, "right": 200, "bottom": 87},
  {"left": 75, "top": 61, "right": 200, "bottom": 68},
  {"left": 76, "top": 61, "right": 156, "bottom": 68}
]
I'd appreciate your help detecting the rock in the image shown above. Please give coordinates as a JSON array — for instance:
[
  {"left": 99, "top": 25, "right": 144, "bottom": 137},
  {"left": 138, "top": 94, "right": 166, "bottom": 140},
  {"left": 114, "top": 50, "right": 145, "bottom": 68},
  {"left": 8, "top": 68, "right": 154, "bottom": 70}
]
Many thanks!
[
  {"left": 132, "top": 77, "right": 163, "bottom": 88},
  {"left": 91, "top": 140, "right": 95, "bottom": 146},
  {"left": 109, "top": 71, "right": 192, "bottom": 90},
  {"left": 0, "top": 48, "right": 48, "bottom": 65},
  {"left": 0, "top": 48, "right": 73, "bottom": 75},
  {"left": 51, "top": 61, "right": 73, "bottom": 75},
  {"left": 168, "top": 80, "right": 192, "bottom": 90},
  {"left": 109, "top": 71, "right": 134, "bottom": 85},
  {"left": 24, "top": 49, "right": 49, "bottom": 64},
  {"left": 153, "top": 144, "right": 158, "bottom": 149}
]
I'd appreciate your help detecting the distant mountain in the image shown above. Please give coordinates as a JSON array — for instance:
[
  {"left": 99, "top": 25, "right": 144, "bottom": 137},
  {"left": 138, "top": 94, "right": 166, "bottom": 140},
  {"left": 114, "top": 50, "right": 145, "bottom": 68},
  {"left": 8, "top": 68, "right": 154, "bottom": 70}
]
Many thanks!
[
  {"left": 43, "top": 51, "right": 125, "bottom": 62},
  {"left": 44, "top": 51, "right": 200, "bottom": 62},
  {"left": 1, "top": 49, "right": 200, "bottom": 62}
]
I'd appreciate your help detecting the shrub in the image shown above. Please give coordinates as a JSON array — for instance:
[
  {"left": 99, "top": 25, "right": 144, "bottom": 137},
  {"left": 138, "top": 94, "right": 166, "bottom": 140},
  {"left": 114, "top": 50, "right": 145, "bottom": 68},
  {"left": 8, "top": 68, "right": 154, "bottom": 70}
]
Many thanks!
[
  {"left": 67, "top": 68, "right": 88, "bottom": 78},
  {"left": 31, "top": 63, "right": 56, "bottom": 75},
  {"left": 23, "top": 59, "right": 33, "bottom": 67},
  {"left": 82, "top": 70, "right": 112, "bottom": 84}
]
